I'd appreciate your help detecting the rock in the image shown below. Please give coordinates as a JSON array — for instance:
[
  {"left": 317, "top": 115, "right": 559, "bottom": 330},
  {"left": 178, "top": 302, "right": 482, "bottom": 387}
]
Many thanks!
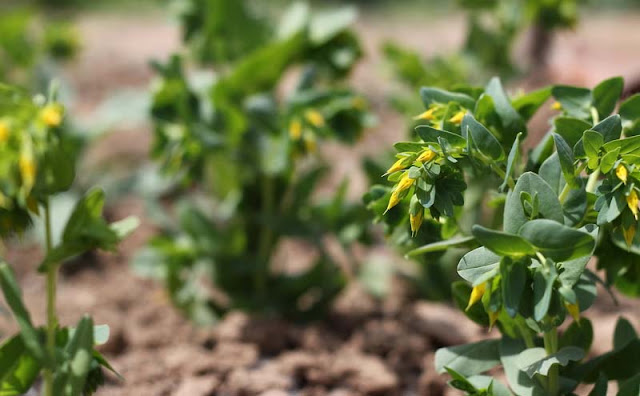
[
  {"left": 331, "top": 349, "right": 398, "bottom": 395},
  {"left": 409, "top": 301, "right": 479, "bottom": 346},
  {"left": 222, "top": 364, "right": 292, "bottom": 395},
  {"left": 209, "top": 342, "right": 259, "bottom": 374},
  {"left": 174, "top": 376, "right": 219, "bottom": 396}
]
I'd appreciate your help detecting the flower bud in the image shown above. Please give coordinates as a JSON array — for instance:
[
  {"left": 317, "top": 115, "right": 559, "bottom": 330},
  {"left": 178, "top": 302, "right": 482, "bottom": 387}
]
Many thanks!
[
  {"left": 384, "top": 156, "right": 411, "bottom": 176},
  {"left": 551, "top": 101, "right": 562, "bottom": 111},
  {"left": 627, "top": 189, "right": 639, "bottom": 220},
  {"left": 623, "top": 224, "right": 636, "bottom": 246},
  {"left": 410, "top": 208, "right": 423, "bottom": 236},
  {"left": 413, "top": 107, "right": 436, "bottom": 121},
  {"left": 417, "top": 148, "right": 436, "bottom": 163},
  {"left": 289, "top": 119, "right": 302, "bottom": 140},
  {"left": 449, "top": 110, "right": 465, "bottom": 125},
  {"left": 564, "top": 302, "right": 580, "bottom": 323},
  {"left": 19, "top": 153, "right": 36, "bottom": 191},
  {"left": 616, "top": 164, "right": 628, "bottom": 184},
  {"left": 40, "top": 104, "right": 63, "bottom": 127},
  {"left": 385, "top": 173, "right": 415, "bottom": 213},
  {"left": 0, "top": 120, "right": 9, "bottom": 143}
]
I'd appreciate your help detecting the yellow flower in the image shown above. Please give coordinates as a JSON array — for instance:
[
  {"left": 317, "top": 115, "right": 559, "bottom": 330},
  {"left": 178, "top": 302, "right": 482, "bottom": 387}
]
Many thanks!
[
  {"left": 40, "top": 104, "right": 63, "bottom": 127},
  {"left": 417, "top": 148, "right": 436, "bottom": 163},
  {"left": 551, "top": 101, "right": 562, "bottom": 111},
  {"left": 305, "top": 110, "right": 325, "bottom": 128},
  {"left": 466, "top": 283, "right": 486, "bottom": 311},
  {"left": 488, "top": 310, "right": 500, "bottom": 330},
  {"left": 384, "top": 157, "right": 410, "bottom": 176},
  {"left": 413, "top": 107, "right": 436, "bottom": 121},
  {"left": 289, "top": 119, "right": 302, "bottom": 140},
  {"left": 304, "top": 132, "right": 316, "bottom": 153},
  {"left": 352, "top": 97, "right": 366, "bottom": 110},
  {"left": 623, "top": 224, "right": 636, "bottom": 247},
  {"left": 449, "top": 111, "right": 465, "bottom": 125},
  {"left": 19, "top": 154, "right": 36, "bottom": 191},
  {"left": 410, "top": 208, "right": 424, "bottom": 236},
  {"left": 564, "top": 302, "right": 580, "bottom": 323},
  {"left": 385, "top": 173, "right": 415, "bottom": 213},
  {"left": 616, "top": 164, "right": 628, "bottom": 184},
  {"left": 627, "top": 190, "right": 639, "bottom": 220},
  {"left": 0, "top": 120, "right": 9, "bottom": 143}
]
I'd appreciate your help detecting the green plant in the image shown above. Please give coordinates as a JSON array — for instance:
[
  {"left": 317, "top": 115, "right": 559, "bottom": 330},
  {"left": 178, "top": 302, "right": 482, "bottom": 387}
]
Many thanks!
[
  {"left": 368, "top": 76, "right": 640, "bottom": 394},
  {"left": 0, "top": 8, "right": 80, "bottom": 90},
  {"left": 0, "top": 83, "right": 137, "bottom": 396},
  {"left": 135, "top": 2, "right": 373, "bottom": 323}
]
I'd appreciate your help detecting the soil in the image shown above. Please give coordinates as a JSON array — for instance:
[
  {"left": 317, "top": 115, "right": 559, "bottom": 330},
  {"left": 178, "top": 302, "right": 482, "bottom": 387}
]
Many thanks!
[{"left": 1, "top": 7, "right": 640, "bottom": 396}]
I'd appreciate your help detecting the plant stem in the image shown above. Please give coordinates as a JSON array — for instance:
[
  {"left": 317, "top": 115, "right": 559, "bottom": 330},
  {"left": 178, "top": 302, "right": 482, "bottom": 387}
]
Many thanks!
[
  {"left": 43, "top": 199, "right": 57, "bottom": 396},
  {"left": 517, "top": 320, "right": 536, "bottom": 349},
  {"left": 586, "top": 169, "right": 601, "bottom": 193},
  {"left": 558, "top": 184, "right": 570, "bottom": 204},
  {"left": 256, "top": 176, "right": 274, "bottom": 299},
  {"left": 543, "top": 327, "right": 559, "bottom": 396}
]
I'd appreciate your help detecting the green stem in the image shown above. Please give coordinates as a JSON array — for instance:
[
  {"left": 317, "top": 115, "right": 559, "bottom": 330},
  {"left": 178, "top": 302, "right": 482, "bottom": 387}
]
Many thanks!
[
  {"left": 586, "top": 169, "right": 601, "bottom": 193},
  {"left": 255, "top": 176, "right": 274, "bottom": 299},
  {"left": 43, "top": 199, "right": 57, "bottom": 396},
  {"left": 543, "top": 326, "right": 559, "bottom": 396},
  {"left": 558, "top": 183, "right": 570, "bottom": 204},
  {"left": 517, "top": 320, "right": 536, "bottom": 349}
]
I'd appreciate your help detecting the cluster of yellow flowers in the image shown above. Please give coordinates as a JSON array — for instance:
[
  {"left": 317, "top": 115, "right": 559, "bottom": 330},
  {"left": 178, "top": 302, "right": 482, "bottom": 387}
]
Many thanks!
[
  {"left": 413, "top": 104, "right": 465, "bottom": 126},
  {"left": 288, "top": 109, "right": 325, "bottom": 153}
]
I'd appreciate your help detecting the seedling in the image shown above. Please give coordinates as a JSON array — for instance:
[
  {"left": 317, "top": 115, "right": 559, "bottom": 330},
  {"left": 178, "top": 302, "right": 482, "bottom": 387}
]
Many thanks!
[
  {"left": 369, "top": 76, "right": 640, "bottom": 395},
  {"left": 0, "top": 83, "right": 137, "bottom": 396},
  {"left": 136, "top": 2, "right": 374, "bottom": 322}
]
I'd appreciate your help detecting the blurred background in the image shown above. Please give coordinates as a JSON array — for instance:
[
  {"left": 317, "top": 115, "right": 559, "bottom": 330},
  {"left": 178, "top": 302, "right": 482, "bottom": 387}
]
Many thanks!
[{"left": 1, "top": 0, "right": 640, "bottom": 395}]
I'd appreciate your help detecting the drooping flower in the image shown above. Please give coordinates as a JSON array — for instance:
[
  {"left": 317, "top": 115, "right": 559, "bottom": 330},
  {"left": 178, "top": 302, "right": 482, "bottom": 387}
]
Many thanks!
[
  {"left": 305, "top": 110, "right": 325, "bottom": 128},
  {"left": 413, "top": 107, "right": 436, "bottom": 121},
  {"left": 384, "top": 157, "right": 411, "bottom": 176},
  {"left": 0, "top": 120, "right": 9, "bottom": 143},
  {"left": 449, "top": 111, "right": 465, "bottom": 125},
  {"left": 551, "top": 101, "right": 562, "bottom": 111},
  {"left": 410, "top": 208, "right": 424, "bottom": 236},
  {"left": 627, "top": 189, "right": 639, "bottom": 220},
  {"left": 289, "top": 119, "right": 302, "bottom": 140},
  {"left": 564, "top": 302, "right": 580, "bottom": 323},
  {"left": 466, "top": 283, "right": 486, "bottom": 311},
  {"left": 385, "top": 173, "right": 415, "bottom": 213},
  {"left": 623, "top": 224, "right": 636, "bottom": 246},
  {"left": 417, "top": 148, "right": 436, "bottom": 163},
  {"left": 488, "top": 310, "right": 500, "bottom": 330},
  {"left": 616, "top": 164, "right": 628, "bottom": 184},
  {"left": 19, "top": 153, "right": 36, "bottom": 191},
  {"left": 40, "top": 104, "right": 63, "bottom": 127}
]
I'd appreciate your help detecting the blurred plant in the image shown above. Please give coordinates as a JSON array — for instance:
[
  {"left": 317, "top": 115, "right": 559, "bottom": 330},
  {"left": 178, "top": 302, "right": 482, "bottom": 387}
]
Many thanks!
[
  {"left": 369, "top": 76, "right": 640, "bottom": 394},
  {"left": 0, "top": 83, "right": 137, "bottom": 395},
  {"left": 134, "top": 2, "right": 374, "bottom": 323},
  {"left": 0, "top": 7, "right": 80, "bottom": 90}
]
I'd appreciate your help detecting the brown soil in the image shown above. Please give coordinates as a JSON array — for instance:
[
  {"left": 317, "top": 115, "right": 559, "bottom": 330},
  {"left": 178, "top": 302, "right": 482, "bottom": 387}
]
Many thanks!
[{"left": 1, "top": 7, "right": 640, "bottom": 396}]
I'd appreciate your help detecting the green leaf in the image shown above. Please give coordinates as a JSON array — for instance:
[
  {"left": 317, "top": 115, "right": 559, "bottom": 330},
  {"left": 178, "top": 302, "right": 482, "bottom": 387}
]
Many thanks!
[
  {"left": 560, "top": 317, "right": 593, "bottom": 352},
  {"left": 592, "top": 114, "right": 622, "bottom": 143},
  {"left": 435, "top": 339, "right": 501, "bottom": 376},
  {"left": 620, "top": 94, "right": 640, "bottom": 124},
  {"left": 587, "top": 373, "right": 608, "bottom": 396},
  {"left": 54, "top": 316, "right": 94, "bottom": 396},
  {"left": 512, "top": 86, "right": 552, "bottom": 121},
  {"left": 517, "top": 346, "right": 584, "bottom": 378},
  {"left": 518, "top": 219, "right": 595, "bottom": 261},
  {"left": 393, "top": 141, "right": 428, "bottom": 152},
  {"left": 600, "top": 147, "right": 620, "bottom": 174},
  {"left": 472, "top": 225, "right": 536, "bottom": 258},
  {"left": 553, "top": 133, "right": 578, "bottom": 188},
  {"left": 407, "top": 235, "right": 476, "bottom": 257},
  {"left": 558, "top": 256, "right": 590, "bottom": 287},
  {"left": 504, "top": 172, "right": 564, "bottom": 234},
  {"left": 420, "top": 87, "right": 476, "bottom": 109},
  {"left": 583, "top": 130, "right": 604, "bottom": 169},
  {"left": 533, "top": 268, "right": 557, "bottom": 321},
  {"left": 554, "top": 117, "right": 591, "bottom": 148},
  {"left": 618, "top": 372, "right": 640, "bottom": 396},
  {"left": 501, "top": 132, "right": 522, "bottom": 191},
  {"left": 539, "top": 153, "right": 563, "bottom": 194},
  {"left": 457, "top": 247, "right": 501, "bottom": 285},
  {"left": 603, "top": 135, "right": 640, "bottom": 156},
  {"left": 485, "top": 77, "right": 526, "bottom": 145},
  {"left": 415, "top": 125, "right": 466, "bottom": 148},
  {"left": 613, "top": 317, "right": 638, "bottom": 351},
  {"left": 552, "top": 85, "right": 592, "bottom": 119},
  {"left": 0, "top": 334, "right": 41, "bottom": 396},
  {"left": 592, "top": 77, "right": 623, "bottom": 119},
  {"left": 499, "top": 338, "right": 547, "bottom": 396},
  {"left": 502, "top": 259, "right": 526, "bottom": 318},
  {"left": 462, "top": 114, "right": 504, "bottom": 161},
  {"left": 467, "top": 375, "right": 512, "bottom": 396},
  {"left": 567, "top": 339, "right": 640, "bottom": 383},
  {"left": 0, "top": 264, "right": 44, "bottom": 363}
]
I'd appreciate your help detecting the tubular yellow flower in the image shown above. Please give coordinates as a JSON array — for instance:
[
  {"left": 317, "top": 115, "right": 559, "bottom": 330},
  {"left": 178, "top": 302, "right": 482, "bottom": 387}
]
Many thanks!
[
  {"left": 410, "top": 208, "right": 424, "bottom": 236},
  {"left": 488, "top": 310, "right": 500, "bottom": 330},
  {"left": 289, "top": 119, "right": 302, "bottom": 140},
  {"left": 551, "top": 101, "right": 562, "bottom": 111},
  {"left": 385, "top": 173, "right": 415, "bottom": 213},
  {"left": 564, "top": 302, "right": 580, "bottom": 323},
  {"left": 384, "top": 157, "right": 410, "bottom": 176},
  {"left": 40, "top": 104, "right": 63, "bottom": 127},
  {"left": 623, "top": 224, "right": 636, "bottom": 246},
  {"left": 305, "top": 110, "right": 325, "bottom": 128},
  {"left": 304, "top": 132, "right": 316, "bottom": 153},
  {"left": 449, "top": 111, "right": 465, "bottom": 125},
  {"left": 0, "top": 120, "right": 9, "bottom": 143},
  {"left": 616, "top": 164, "right": 628, "bottom": 184},
  {"left": 466, "top": 283, "right": 486, "bottom": 311},
  {"left": 627, "top": 190, "right": 639, "bottom": 220},
  {"left": 413, "top": 107, "right": 436, "bottom": 121},
  {"left": 417, "top": 148, "right": 436, "bottom": 163},
  {"left": 19, "top": 154, "right": 36, "bottom": 190}
]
